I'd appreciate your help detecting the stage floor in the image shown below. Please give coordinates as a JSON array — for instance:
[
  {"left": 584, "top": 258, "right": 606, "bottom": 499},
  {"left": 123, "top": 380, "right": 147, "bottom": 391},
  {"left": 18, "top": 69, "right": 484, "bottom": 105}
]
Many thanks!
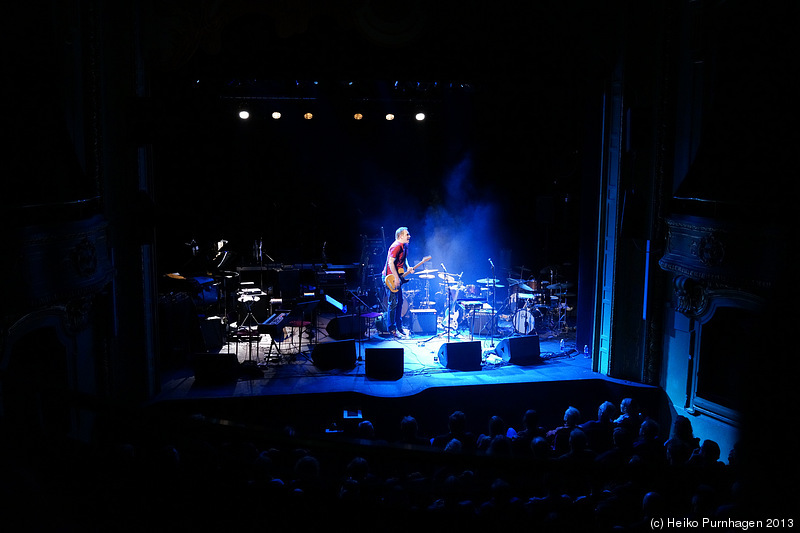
[{"left": 154, "top": 313, "right": 596, "bottom": 403}]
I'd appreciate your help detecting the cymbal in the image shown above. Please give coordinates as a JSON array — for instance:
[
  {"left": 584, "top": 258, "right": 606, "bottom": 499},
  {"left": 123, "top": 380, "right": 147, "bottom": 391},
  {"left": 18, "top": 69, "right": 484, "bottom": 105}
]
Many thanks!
[
  {"left": 507, "top": 278, "right": 525, "bottom": 286},
  {"left": 416, "top": 269, "right": 438, "bottom": 275},
  {"left": 547, "top": 282, "right": 574, "bottom": 290},
  {"left": 514, "top": 266, "right": 532, "bottom": 272},
  {"left": 477, "top": 278, "right": 501, "bottom": 284},
  {"left": 438, "top": 272, "right": 460, "bottom": 280},
  {"left": 419, "top": 274, "right": 435, "bottom": 279}
]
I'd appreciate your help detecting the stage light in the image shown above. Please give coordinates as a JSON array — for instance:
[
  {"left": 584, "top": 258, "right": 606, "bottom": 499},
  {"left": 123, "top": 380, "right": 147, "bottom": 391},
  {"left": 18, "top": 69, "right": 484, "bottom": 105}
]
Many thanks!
[
  {"left": 272, "top": 111, "right": 281, "bottom": 119},
  {"left": 415, "top": 112, "right": 425, "bottom": 121},
  {"left": 238, "top": 110, "right": 250, "bottom": 120},
  {"left": 304, "top": 112, "right": 313, "bottom": 120},
  {"left": 385, "top": 113, "right": 395, "bottom": 121},
  {"left": 354, "top": 113, "right": 363, "bottom": 120}
]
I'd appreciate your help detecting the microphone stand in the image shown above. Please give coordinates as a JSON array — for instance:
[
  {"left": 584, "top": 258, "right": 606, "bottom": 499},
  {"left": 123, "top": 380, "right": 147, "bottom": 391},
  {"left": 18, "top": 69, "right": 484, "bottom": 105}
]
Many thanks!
[
  {"left": 489, "top": 259, "right": 496, "bottom": 347},
  {"left": 441, "top": 263, "right": 451, "bottom": 343}
]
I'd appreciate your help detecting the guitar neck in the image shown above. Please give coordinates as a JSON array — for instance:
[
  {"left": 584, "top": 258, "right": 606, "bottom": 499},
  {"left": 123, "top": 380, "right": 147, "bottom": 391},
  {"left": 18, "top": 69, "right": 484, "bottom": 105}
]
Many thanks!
[{"left": 402, "top": 257, "right": 431, "bottom": 279}]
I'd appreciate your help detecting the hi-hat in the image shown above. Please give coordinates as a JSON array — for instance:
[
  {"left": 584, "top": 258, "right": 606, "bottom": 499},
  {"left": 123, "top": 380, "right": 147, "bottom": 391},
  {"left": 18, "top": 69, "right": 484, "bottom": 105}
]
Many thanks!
[
  {"left": 419, "top": 274, "right": 435, "bottom": 279},
  {"left": 438, "top": 272, "right": 460, "bottom": 281},
  {"left": 416, "top": 269, "right": 438, "bottom": 275},
  {"left": 477, "top": 278, "right": 501, "bottom": 284}
]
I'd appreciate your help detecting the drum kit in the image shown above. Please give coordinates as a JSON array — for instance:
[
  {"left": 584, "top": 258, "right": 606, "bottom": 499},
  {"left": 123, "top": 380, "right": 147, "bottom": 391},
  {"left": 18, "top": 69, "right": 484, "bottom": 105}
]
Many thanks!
[
  {"left": 504, "top": 265, "right": 574, "bottom": 335},
  {"left": 377, "top": 262, "right": 574, "bottom": 338}
]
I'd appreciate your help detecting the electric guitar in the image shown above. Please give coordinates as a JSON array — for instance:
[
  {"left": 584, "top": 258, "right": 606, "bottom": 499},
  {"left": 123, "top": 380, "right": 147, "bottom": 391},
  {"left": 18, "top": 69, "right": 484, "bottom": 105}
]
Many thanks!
[{"left": 385, "top": 255, "right": 432, "bottom": 292}]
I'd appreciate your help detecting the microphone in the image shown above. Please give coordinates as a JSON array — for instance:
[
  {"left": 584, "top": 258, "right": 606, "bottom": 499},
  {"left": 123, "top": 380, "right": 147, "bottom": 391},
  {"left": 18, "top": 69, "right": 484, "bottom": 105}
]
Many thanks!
[
  {"left": 441, "top": 263, "right": 447, "bottom": 272},
  {"left": 488, "top": 258, "right": 494, "bottom": 268}
]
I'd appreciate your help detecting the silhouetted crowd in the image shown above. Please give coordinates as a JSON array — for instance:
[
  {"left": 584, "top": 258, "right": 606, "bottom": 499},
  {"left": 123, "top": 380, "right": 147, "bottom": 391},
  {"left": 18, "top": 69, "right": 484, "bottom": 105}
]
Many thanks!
[{"left": 2, "top": 395, "right": 761, "bottom": 532}]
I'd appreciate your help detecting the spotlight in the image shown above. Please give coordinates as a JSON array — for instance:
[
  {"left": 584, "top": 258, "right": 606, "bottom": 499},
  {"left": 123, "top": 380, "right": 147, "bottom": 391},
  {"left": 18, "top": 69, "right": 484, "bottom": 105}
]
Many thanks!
[
  {"left": 385, "top": 113, "right": 395, "bottom": 121},
  {"left": 415, "top": 112, "right": 425, "bottom": 121},
  {"left": 353, "top": 113, "right": 363, "bottom": 120},
  {"left": 238, "top": 110, "right": 250, "bottom": 120},
  {"left": 304, "top": 112, "right": 313, "bottom": 120},
  {"left": 271, "top": 111, "right": 281, "bottom": 119}
]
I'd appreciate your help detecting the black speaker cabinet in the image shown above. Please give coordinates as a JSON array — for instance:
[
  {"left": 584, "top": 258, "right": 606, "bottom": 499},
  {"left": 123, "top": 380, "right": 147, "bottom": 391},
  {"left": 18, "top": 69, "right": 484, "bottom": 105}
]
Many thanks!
[
  {"left": 192, "top": 352, "right": 239, "bottom": 384},
  {"left": 200, "top": 316, "right": 225, "bottom": 351},
  {"left": 496, "top": 335, "right": 542, "bottom": 365},
  {"left": 312, "top": 339, "right": 357, "bottom": 370},
  {"left": 410, "top": 309, "right": 437, "bottom": 334},
  {"left": 326, "top": 314, "right": 366, "bottom": 340},
  {"left": 437, "top": 341, "right": 482, "bottom": 371},
  {"left": 365, "top": 348, "right": 404, "bottom": 380}
]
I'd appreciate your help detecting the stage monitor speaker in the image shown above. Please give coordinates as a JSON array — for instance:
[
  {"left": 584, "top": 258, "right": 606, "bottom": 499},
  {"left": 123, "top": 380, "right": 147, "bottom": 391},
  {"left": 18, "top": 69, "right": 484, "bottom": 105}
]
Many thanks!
[
  {"left": 410, "top": 309, "right": 437, "bottom": 334},
  {"left": 365, "top": 348, "right": 404, "bottom": 380},
  {"left": 192, "top": 352, "right": 239, "bottom": 384},
  {"left": 326, "top": 314, "right": 365, "bottom": 340},
  {"left": 437, "top": 341, "right": 482, "bottom": 371},
  {"left": 496, "top": 335, "right": 542, "bottom": 365},
  {"left": 312, "top": 339, "right": 357, "bottom": 370}
]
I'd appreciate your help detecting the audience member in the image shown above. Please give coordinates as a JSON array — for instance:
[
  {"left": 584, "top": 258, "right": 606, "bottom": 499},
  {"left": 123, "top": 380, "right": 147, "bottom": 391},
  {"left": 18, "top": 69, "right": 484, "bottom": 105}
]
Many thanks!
[
  {"left": 664, "top": 415, "right": 701, "bottom": 454},
  {"left": 613, "top": 397, "right": 642, "bottom": 433},
  {"left": 431, "top": 410, "right": 477, "bottom": 453},
  {"left": 578, "top": 400, "right": 617, "bottom": 454},
  {"left": 686, "top": 439, "right": 728, "bottom": 492},
  {"left": 632, "top": 417, "right": 667, "bottom": 469},
  {"left": 398, "top": 415, "right": 428, "bottom": 447},
  {"left": 511, "top": 409, "right": 546, "bottom": 456},
  {"left": 553, "top": 428, "right": 597, "bottom": 498},
  {"left": 546, "top": 406, "right": 582, "bottom": 456},
  {"left": 476, "top": 415, "right": 508, "bottom": 453},
  {"left": 594, "top": 426, "right": 635, "bottom": 489}
]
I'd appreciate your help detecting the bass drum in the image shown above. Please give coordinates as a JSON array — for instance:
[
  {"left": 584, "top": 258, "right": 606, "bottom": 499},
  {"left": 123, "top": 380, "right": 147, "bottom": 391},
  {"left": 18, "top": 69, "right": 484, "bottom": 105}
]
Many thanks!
[{"left": 512, "top": 309, "right": 536, "bottom": 334}]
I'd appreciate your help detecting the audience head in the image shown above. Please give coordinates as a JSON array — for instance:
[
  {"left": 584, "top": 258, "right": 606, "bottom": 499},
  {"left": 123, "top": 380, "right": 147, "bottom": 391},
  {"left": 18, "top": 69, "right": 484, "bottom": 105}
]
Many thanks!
[
  {"left": 564, "top": 406, "right": 581, "bottom": 427},
  {"left": 598, "top": 401, "right": 618, "bottom": 423},
  {"left": 666, "top": 438, "right": 692, "bottom": 466},
  {"left": 487, "top": 434, "right": 512, "bottom": 456},
  {"left": 620, "top": 398, "right": 637, "bottom": 416},
  {"left": 400, "top": 415, "right": 419, "bottom": 439},
  {"left": 639, "top": 417, "right": 660, "bottom": 441},
  {"left": 673, "top": 415, "right": 694, "bottom": 441},
  {"left": 448, "top": 410, "right": 467, "bottom": 433},
  {"left": 530, "top": 436, "right": 551, "bottom": 458},
  {"left": 487, "top": 415, "right": 507, "bottom": 437},
  {"left": 699, "top": 439, "right": 721, "bottom": 463},
  {"left": 568, "top": 428, "right": 588, "bottom": 452},
  {"left": 345, "top": 456, "right": 369, "bottom": 481},
  {"left": 642, "top": 491, "right": 665, "bottom": 519},
  {"left": 522, "top": 409, "right": 539, "bottom": 430},
  {"left": 444, "top": 438, "right": 463, "bottom": 454},
  {"left": 357, "top": 420, "right": 375, "bottom": 439}
]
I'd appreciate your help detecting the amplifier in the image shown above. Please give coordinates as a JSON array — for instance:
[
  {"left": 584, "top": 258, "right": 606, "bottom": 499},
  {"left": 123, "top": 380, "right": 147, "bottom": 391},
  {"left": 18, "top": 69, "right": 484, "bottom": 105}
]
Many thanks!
[{"left": 410, "top": 309, "right": 437, "bottom": 334}]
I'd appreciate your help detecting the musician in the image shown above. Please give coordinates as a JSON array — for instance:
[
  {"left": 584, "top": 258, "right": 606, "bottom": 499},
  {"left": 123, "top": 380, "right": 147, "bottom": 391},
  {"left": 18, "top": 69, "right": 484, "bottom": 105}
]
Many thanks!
[{"left": 384, "top": 227, "right": 414, "bottom": 337}]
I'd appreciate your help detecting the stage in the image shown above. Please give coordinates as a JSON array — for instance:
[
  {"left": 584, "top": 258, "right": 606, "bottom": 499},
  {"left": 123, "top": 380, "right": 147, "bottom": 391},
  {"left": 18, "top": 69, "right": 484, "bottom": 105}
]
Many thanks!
[{"left": 149, "top": 313, "right": 662, "bottom": 441}]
